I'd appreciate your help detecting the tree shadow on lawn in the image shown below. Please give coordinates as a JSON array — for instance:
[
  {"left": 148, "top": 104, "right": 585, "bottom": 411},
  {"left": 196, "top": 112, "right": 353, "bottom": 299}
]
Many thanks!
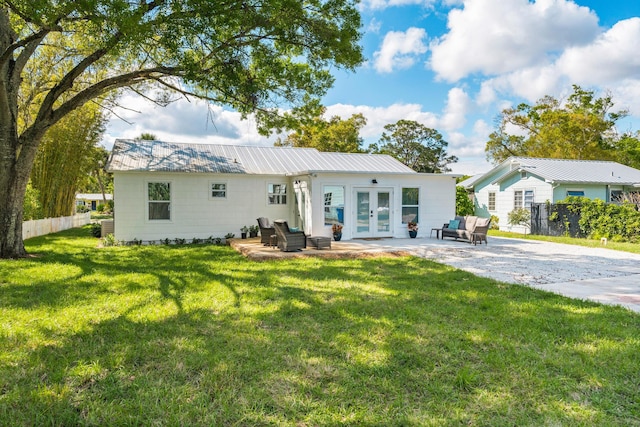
[{"left": 2, "top": 231, "right": 639, "bottom": 424}]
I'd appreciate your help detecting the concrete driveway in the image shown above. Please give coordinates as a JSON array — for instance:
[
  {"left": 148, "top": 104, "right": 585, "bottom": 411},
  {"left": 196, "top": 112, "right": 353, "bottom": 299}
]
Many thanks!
[{"left": 362, "top": 236, "right": 640, "bottom": 312}]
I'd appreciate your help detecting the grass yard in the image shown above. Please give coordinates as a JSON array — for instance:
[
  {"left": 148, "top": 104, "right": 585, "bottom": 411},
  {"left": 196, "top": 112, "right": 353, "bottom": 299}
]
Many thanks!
[
  {"left": 1, "top": 227, "right": 639, "bottom": 426},
  {"left": 489, "top": 230, "right": 640, "bottom": 254}
]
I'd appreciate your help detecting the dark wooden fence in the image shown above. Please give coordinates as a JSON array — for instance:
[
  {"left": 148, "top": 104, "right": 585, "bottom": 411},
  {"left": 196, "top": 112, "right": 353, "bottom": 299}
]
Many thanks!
[{"left": 530, "top": 203, "right": 582, "bottom": 237}]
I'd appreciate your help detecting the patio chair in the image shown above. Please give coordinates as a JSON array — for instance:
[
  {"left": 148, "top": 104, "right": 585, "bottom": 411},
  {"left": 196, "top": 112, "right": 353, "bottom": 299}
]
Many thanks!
[
  {"left": 470, "top": 217, "right": 491, "bottom": 245},
  {"left": 273, "top": 220, "right": 306, "bottom": 252},
  {"left": 256, "top": 217, "right": 275, "bottom": 245}
]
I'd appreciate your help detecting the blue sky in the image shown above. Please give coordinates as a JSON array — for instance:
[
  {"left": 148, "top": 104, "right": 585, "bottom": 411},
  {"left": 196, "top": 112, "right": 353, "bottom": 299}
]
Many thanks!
[{"left": 104, "top": 0, "right": 640, "bottom": 175}]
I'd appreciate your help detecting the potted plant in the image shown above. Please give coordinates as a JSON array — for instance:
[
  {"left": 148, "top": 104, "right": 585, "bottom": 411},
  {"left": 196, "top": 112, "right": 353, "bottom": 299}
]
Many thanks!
[
  {"left": 332, "top": 223, "right": 343, "bottom": 241},
  {"left": 407, "top": 221, "right": 418, "bottom": 238},
  {"left": 249, "top": 225, "right": 259, "bottom": 238},
  {"left": 240, "top": 225, "right": 248, "bottom": 239}
]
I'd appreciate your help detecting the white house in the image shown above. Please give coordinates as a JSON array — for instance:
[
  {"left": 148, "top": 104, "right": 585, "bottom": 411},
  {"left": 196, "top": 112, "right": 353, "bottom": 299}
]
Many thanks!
[
  {"left": 460, "top": 157, "right": 640, "bottom": 232},
  {"left": 76, "top": 193, "right": 113, "bottom": 211},
  {"left": 105, "top": 139, "right": 459, "bottom": 242}
]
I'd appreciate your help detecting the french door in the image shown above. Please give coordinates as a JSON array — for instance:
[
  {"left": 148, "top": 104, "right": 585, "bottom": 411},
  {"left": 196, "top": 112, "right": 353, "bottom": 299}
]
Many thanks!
[{"left": 353, "top": 188, "right": 393, "bottom": 238}]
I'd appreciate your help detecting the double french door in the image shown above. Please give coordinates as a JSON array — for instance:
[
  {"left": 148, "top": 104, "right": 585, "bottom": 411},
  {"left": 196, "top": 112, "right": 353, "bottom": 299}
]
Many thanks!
[{"left": 353, "top": 188, "right": 393, "bottom": 238}]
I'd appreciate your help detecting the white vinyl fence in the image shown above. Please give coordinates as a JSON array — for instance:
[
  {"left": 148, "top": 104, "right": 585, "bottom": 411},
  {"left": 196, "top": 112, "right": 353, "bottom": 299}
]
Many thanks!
[{"left": 22, "top": 212, "right": 91, "bottom": 240}]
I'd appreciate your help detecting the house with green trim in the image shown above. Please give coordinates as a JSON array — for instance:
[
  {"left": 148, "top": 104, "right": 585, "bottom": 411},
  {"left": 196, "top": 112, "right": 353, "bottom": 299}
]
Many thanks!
[{"left": 459, "top": 157, "right": 640, "bottom": 232}]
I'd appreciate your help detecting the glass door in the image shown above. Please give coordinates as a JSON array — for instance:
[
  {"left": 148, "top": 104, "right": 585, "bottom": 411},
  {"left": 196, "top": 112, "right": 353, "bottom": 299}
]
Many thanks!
[{"left": 353, "top": 188, "right": 393, "bottom": 238}]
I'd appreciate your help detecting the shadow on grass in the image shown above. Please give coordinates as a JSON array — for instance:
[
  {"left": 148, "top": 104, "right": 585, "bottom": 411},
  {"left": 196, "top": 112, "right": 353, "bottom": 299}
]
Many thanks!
[{"left": 1, "top": 228, "right": 639, "bottom": 425}]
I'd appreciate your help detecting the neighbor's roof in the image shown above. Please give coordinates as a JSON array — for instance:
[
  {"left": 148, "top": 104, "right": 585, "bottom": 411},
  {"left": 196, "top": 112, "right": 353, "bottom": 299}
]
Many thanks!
[
  {"left": 464, "top": 157, "right": 640, "bottom": 188},
  {"left": 497, "top": 157, "right": 640, "bottom": 185},
  {"left": 106, "top": 139, "right": 417, "bottom": 175}
]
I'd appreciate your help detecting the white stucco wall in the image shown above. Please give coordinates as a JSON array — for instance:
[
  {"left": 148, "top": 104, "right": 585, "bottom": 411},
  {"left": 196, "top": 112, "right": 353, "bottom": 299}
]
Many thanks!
[
  {"left": 304, "top": 172, "right": 457, "bottom": 240},
  {"left": 113, "top": 171, "right": 457, "bottom": 242},
  {"left": 113, "top": 172, "right": 292, "bottom": 242}
]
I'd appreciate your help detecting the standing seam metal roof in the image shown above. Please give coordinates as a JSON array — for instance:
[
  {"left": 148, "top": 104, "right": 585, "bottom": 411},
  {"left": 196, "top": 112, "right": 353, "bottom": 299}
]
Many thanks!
[{"left": 106, "top": 139, "right": 417, "bottom": 175}]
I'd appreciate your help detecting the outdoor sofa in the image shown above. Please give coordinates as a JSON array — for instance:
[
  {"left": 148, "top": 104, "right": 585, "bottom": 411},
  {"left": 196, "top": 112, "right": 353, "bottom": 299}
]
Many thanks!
[{"left": 442, "top": 215, "right": 491, "bottom": 245}]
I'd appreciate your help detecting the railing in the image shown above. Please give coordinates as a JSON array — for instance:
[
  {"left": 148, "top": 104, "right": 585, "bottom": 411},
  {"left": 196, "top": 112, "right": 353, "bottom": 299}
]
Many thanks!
[{"left": 22, "top": 212, "right": 91, "bottom": 240}]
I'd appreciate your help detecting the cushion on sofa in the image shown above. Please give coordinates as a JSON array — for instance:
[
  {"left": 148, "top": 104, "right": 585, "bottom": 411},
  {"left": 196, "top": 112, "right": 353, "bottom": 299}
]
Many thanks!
[
  {"left": 448, "top": 219, "right": 460, "bottom": 229},
  {"left": 460, "top": 215, "right": 477, "bottom": 231}
]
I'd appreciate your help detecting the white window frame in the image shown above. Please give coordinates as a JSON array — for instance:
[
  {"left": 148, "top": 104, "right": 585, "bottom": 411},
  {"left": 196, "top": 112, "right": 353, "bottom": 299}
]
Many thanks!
[
  {"left": 323, "top": 185, "right": 345, "bottom": 226},
  {"left": 514, "top": 190, "right": 523, "bottom": 209},
  {"left": 524, "top": 189, "right": 534, "bottom": 208},
  {"left": 401, "top": 187, "right": 420, "bottom": 224},
  {"left": 147, "top": 181, "right": 172, "bottom": 221},
  {"left": 209, "top": 182, "right": 227, "bottom": 199},
  {"left": 267, "top": 183, "right": 287, "bottom": 205},
  {"left": 488, "top": 192, "right": 496, "bottom": 211}
]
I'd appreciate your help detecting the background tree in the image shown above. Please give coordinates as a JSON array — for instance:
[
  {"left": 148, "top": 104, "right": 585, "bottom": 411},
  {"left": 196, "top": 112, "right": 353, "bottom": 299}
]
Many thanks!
[
  {"left": 30, "top": 103, "right": 107, "bottom": 217},
  {"left": 275, "top": 103, "right": 366, "bottom": 152},
  {"left": 485, "top": 85, "right": 630, "bottom": 164},
  {"left": 370, "top": 120, "right": 457, "bottom": 173},
  {"left": 456, "top": 186, "right": 475, "bottom": 216},
  {"left": 0, "top": 0, "right": 362, "bottom": 258}
]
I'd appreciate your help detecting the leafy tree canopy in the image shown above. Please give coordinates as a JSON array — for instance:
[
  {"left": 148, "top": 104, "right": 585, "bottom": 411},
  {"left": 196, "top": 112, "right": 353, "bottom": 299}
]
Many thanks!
[
  {"left": 370, "top": 120, "right": 457, "bottom": 173},
  {"left": 0, "top": 0, "right": 363, "bottom": 257},
  {"left": 275, "top": 101, "right": 366, "bottom": 152},
  {"left": 485, "top": 85, "right": 639, "bottom": 165}
]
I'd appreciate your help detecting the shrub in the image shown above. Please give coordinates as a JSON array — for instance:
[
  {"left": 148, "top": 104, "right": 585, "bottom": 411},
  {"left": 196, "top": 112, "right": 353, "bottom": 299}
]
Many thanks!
[
  {"left": 456, "top": 186, "right": 475, "bottom": 216},
  {"left": 507, "top": 208, "right": 531, "bottom": 233},
  {"left": 90, "top": 222, "right": 102, "bottom": 237}
]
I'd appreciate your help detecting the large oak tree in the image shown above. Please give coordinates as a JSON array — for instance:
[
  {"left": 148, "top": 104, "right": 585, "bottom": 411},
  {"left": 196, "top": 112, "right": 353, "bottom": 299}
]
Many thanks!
[
  {"left": 485, "top": 85, "right": 635, "bottom": 165},
  {"left": 0, "top": 0, "right": 362, "bottom": 258}
]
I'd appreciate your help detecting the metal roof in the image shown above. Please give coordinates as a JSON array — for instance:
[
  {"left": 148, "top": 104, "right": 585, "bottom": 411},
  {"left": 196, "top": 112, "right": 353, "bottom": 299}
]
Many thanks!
[
  {"left": 495, "top": 157, "right": 640, "bottom": 185},
  {"left": 106, "top": 139, "right": 417, "bottom": 175}
]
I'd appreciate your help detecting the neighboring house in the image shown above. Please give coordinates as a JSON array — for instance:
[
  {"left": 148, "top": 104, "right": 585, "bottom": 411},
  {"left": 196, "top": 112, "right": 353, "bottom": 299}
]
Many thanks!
[
  {"left": 76, "top": 193, "right": 113, "bottom": 211},
  {"left": 459, "top": 157, "right": 640, "bottom": 232},
  {"left": 105, "top": 139, "right": 459, "bottom": 242}
]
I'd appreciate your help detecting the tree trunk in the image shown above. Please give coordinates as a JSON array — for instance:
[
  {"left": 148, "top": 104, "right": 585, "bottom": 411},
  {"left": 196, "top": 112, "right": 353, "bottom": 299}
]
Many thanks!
[{"left": 0, "top": 134, "right": 31, "bottom": 258}]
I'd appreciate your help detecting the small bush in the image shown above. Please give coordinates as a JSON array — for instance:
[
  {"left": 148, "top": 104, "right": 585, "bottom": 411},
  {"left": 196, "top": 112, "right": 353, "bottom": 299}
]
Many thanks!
[
  {"left": 90, "top": 222, "right": 102, "bottom": 237},
  {"left": 102, "top": 233, "right": 118, "bottom": 246}
]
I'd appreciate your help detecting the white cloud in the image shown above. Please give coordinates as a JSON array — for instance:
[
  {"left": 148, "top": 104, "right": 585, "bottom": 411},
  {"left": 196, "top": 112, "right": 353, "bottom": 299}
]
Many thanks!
[
  {"left": 374, "top": 27, "right": 428, "bottom": 73},
  {"left": 429, "top": 0, "right": 599, "bottom": 82},
  {"left": 360, "top": 0, "right": 435, "bottom": 11},
  {"left": 325, "top": 103, "right": 439, "bottom": 140},
  {"left": 103, "top": 94, "right": 272, "bottom": 149},
  {"left": 441, "top": 87, "right": 471, "bottom": 131},
  {"left": 557, "top": 18, "right": 640, "bottom": 85}
]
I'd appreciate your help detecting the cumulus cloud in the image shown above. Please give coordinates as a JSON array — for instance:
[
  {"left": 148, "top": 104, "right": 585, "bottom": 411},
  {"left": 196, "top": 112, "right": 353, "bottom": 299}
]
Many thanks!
[
  {"left": 360, "top": 0, "right": 435, "bottom": 11},
  {"left": 103, "top": 94, "right": 273, "bottom": 149},
  {"left": 374, "top": 27, "right": 428, "bottom": 73},
  {"left": 441, "top": 87, "right": 471, "bottom": 131},
  {"left": 325, "top": 103, "right": 439, "bottom": 140},
  {"left": 557, "top": 18, "right": 640, "bottom": 85},
  {"left": 429, "top": 0, "right": 599, "bottom": 82}
]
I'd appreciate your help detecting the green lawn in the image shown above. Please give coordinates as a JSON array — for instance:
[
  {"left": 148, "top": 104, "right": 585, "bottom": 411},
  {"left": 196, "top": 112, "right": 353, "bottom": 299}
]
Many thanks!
[
  {"left": 1, "top": 227, "right": 639, "bottom": 426},
  {"left": 489, "top": 230, "right": 640, "bottom": 254}
]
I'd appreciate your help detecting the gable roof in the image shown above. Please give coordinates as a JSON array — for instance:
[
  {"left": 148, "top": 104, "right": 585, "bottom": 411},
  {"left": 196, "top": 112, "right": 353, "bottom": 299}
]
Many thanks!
[
  {"left": 106, "top": 139, "right": 417, "bottom": 175},
  {"left": 464, "top": 157, "right": 640, "bottom": 188}
]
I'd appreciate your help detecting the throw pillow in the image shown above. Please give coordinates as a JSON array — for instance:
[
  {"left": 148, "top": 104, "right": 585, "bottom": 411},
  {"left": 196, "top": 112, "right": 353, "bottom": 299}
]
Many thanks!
[
  {"left": 448, "top": 219, "right": 460, "bottom": 229},
  {"left": 289, "top": 227, "right": 299, "bottom": 232}
]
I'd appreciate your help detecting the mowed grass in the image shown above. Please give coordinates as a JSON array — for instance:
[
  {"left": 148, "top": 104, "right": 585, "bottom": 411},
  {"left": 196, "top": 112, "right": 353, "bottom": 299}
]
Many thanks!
[
  {"left": 489, "top": 230, "right": 640, "bottom": 254},
  {"left": 1, "top": 227, "right": 639, "bottom": 426}
]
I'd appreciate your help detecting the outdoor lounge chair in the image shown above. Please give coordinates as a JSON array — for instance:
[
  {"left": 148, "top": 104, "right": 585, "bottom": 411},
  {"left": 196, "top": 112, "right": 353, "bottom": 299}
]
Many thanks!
[
  {"left": 273, "top": 220, "right": 306, "bottom": 252},
  {"left": 257, "top": 217, "right": 275, "bottom": 245},
  {"left": 442, "top": 215, "right": 491, "bottom": 244}
]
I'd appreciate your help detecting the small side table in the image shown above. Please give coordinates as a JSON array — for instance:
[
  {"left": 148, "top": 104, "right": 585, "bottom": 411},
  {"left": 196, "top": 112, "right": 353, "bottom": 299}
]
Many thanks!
[
  {"left": 430, "top": 228, "right": 441, "bottom": 239},
  {"left": 269, "top": 234, "right": 278, "bottom": 249}
]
